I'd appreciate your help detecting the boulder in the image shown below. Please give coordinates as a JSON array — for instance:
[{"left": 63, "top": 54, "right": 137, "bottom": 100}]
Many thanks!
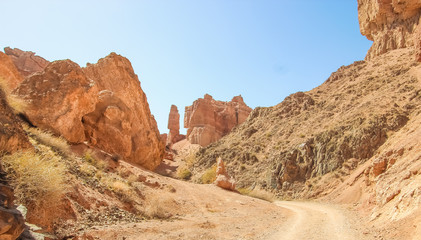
[
  {"left": 357, "top": 0, "right": 421, "bottom": 60},
  {"left": 214, "top": 157, "right": 236, "bottom": 191},
  {"left": 0, "top": 184, "right": 24, "bottom": 240},
  {"left": 14, "top": 60, "right": 98, "bottom": 143},
  {"left": 84, "top": 53, "right": 164, "bottom": 170},
  {"left": 4, "top": 47, "right": 49, "bottom": 77},
  {"left": 184, "top": 94, "right": 252, "bottom": 147}
]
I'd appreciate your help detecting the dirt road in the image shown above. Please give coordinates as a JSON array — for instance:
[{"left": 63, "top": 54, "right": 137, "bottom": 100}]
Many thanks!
[{"left": 265, "top": 201, "right": 374, "bottom": 240}]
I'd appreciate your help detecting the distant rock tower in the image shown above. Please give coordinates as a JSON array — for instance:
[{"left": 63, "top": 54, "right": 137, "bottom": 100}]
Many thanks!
[
  {"left": 167, "top": 105, "right": 185, "bottom": 146},
  {"left": 184, "top": 94, "right": 252, "bottom": 147}
]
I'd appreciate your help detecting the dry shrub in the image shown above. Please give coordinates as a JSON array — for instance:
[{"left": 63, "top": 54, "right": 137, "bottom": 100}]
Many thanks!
[
  {"left": 83, "top": 150, "right": 107, "bottom": 170},
  {"left": 143, "top": 193, "right": 177, "bottom": 219},
  {"left": 79, "top": 162, "right": 97, "bottom": 177},
  {"left": 26, "top": 127, "right": 70, "bottom": 155},
  {"left": 201, "top": 165, "right": 217, "bottom": 184},
  {"left": 1, "top": 151, "right": 69, "bottom": 209},
  {"left": 184, "top": 153, "right": 196, "bottom": 168},
  {"left": 0, "top": 77, "right": 27, "bottom": 113},
  {"left": 238, "top": 187, "right": 275, "bottom": 202},
  {"left": 176, "top": 167, "right": 192, "bottom": 180}
]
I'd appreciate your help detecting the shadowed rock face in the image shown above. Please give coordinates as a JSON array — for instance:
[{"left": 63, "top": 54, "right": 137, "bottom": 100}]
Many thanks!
[
  {"left": 14, "top": 53, "right": 164, "bottom": 170},
  {"left": 184, "top": 94, "right": 252, "bottom": 147},
  {"left": 4, "top": 47, "right": 49, "bottom": 77},
  {"left": 358, "top": 0, "right": 421, "bottom": 60}
]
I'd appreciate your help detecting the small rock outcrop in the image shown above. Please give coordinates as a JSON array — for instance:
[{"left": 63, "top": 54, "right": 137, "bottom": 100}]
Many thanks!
[
  {"left": 0, "top": 52, "right": 24, "bottom": 90},
  {"left": 166, "top": 105, "right": 184, "bottom": 146},
  {"left": 184, "top": 94, "right": 252, "bottom": 147},
  {"left": 14, "top": 52, "right": 164, "bottom": 170},
  {"left": 214, "top": 157, "right": 236, "bottom": 191},
  {"left": 4, "top": 47, "right": 49, "bottom": 77},
  {"left": 0, "top": 184, "right": 25, "bottom": 240},
  {"left": 358, "top": 0, "right": 421, "bottom": 60}
]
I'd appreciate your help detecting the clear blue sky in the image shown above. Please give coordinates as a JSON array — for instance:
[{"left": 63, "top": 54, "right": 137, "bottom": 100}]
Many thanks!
[{"left": 0, "top": 1, "right": 371, "bottom": 134}]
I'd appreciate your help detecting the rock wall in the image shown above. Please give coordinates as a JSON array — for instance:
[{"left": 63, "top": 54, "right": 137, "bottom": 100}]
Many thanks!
[
  {"left": 14, "top": 53, "right": 164, "bottom": 170},
  {"left": 184, "top": 94, "right": 252, "bottom": 147},
  {"left": 4, "top": 47, "right": 49, "bottom": 77},
  {"left": 357, "top": 0, "right": 421, "bottom": 60}
]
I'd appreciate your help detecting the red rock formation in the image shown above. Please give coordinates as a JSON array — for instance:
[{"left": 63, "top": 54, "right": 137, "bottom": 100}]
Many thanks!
[
  {"left": 0, "top": 52, "right": 24, "bottom": 90},
  {"left": 84, "top": 53, "right": 164, "bottom": 170},
  {"left": 15, "top": 53, "right": 164, "bottom": 170},
  {"left": 166, "top": 105, "right": 185, "bottom": 146},
  {"left": 357, "top": 0, "right": 421, "bottom": 60},
  {"left": 214, "top": 157, "right": 236, "bottom": 191},
  {"left": 4, "top": 47, "right": 49, "bottom": 77},
  {"left": 184, "top": 94, "right": 252, "bottom": 147},
  {"left": 15, "top": 60, "right": 98, "bottom": 143},
  {"left": 0, "top": 184, "right": 25, "bottom": 240}
]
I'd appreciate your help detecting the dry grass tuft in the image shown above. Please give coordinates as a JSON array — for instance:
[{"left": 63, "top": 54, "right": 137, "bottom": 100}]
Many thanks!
[
  {"left": 26, "top": 127, "right": 70, "bottom": 155},
  {"left": 238, "top": 187, "right": 275, "bottom": 202},
  {"left": 177, "top": 167, "right": 192, "bottom": 180},
  {"left": 143, "top": 194, "right": 177, "bottom": 219},
  {"left": 200, "top": 165, "right": 217, "bottom": 184},
  {"left": 83, "top": 150, "right": 108, "bottom": 170},
  {"left": 1, "top": 151, "right": 69, "bottom": 209}
]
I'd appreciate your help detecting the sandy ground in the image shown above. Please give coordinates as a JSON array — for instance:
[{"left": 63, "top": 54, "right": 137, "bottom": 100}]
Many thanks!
[
  {"left": 264, "top": 201, "right": 375, "bottom": 240},
  {"left": 80, "top": 170, "right": 378, "bottom": 240}
]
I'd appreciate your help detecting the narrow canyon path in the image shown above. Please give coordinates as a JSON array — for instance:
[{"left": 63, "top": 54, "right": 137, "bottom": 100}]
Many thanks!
[{"left": 265, "top": 201, "right": 373, "bottom": 240}]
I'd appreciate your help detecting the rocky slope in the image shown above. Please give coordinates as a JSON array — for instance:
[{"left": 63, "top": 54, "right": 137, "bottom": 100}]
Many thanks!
[
  {"left": 13, "top": 52, "right": 164, "bottom": 170},
  {"left": 184, "top": 94, "right": 252, "bottom": 147},
  {"left": 194, "top": 48, "right": 419, "bottom": 193}
]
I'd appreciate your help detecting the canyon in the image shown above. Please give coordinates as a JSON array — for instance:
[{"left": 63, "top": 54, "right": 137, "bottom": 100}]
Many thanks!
[{"left": 0, "top": 1, "right": 420, "bottom": 239}]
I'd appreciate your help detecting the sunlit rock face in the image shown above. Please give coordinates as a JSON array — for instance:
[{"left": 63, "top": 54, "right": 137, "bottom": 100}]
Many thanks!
[
  {"left": 357, "top": 0, "right": 421, "bottom": 60},
  {"left": 184, "top": 94, "right": 252, "bottom": 147},
  {"left": 15, "top": 52, "right": 164, "bottom": 170}
]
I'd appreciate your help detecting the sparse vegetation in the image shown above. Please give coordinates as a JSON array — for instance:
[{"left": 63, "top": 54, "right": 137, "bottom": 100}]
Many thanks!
[
  {"left": 83, "top": 150, "right": 108, "bottom": 170},
  {"left": 201, "top": 165, "right": 217, "bottom": 184},
  {"left": 177, "top": 167, "right": 192, "bottom": 180},
  {"left": 143, "top": 194, "right": 177, "bottom": 219},
  {"left": 1, "top": 150, "right": 69, "bottom": 209},
  {"left": 238, "top": 187, "right": 275, "bottom": 202},
  {"left": 26, "top": 126, "right": 71, "bottom": 155}
]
